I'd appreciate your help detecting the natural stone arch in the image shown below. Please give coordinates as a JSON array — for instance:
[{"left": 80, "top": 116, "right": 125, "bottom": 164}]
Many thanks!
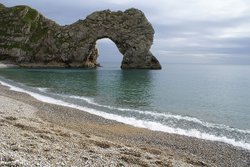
[
  {"left": 0, "top": 4, "right": 161, "bottom": 69},
  {"left": 62, "top": 8, "right": 161, "bottom": 69}
]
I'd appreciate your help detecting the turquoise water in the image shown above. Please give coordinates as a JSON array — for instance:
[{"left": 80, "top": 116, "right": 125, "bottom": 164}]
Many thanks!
[{"left": 0, "top": 63, "right": 250, "bottom": 149}]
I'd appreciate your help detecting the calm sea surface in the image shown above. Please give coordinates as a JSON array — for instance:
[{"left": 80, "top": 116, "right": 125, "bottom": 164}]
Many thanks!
[{"left": 0, "top": 63, "right": 250, "bottom": 149}]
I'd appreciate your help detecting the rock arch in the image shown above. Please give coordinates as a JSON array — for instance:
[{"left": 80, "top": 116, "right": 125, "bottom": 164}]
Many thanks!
[
  {"left": 0, "top": 4, "right": 161, "bottom": 69},
  {"left": 62, "top": 8, "right": 161, "bottom": 69}
]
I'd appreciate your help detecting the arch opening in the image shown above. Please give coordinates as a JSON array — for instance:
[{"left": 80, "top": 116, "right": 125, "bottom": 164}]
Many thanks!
[{"left": 96, "top": 38, "right": 123, "bottom": 68}]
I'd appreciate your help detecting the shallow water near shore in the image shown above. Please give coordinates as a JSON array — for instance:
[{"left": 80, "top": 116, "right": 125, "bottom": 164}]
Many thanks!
[{"left": 0, "top": 63, "right": 250, "bottom": 150}]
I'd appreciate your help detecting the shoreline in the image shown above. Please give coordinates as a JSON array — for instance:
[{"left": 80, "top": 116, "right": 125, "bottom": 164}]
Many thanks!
[
  {"left": 0, "top": 61, "right": 18, "bottom": 68},
  {"left": 0, "top": 83, "right": 250, "bottom": 166},
  {"left": 1, "top": 79, "right": 250, "bottom": 151}
]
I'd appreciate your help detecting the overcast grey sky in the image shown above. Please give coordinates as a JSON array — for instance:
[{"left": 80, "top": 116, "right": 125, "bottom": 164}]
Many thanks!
[{"left": 1, "top": 0, "right": 250, "bottom": 64}]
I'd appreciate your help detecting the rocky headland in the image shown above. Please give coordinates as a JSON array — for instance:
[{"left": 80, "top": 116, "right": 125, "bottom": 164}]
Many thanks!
[{"left": 0, "top": 3, "right": 161, "bottom": 69}]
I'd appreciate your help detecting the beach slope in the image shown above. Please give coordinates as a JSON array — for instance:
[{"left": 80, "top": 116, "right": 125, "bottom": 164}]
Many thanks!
[{"left": 0, "top": 83, "right": 249, "bottom": 166}]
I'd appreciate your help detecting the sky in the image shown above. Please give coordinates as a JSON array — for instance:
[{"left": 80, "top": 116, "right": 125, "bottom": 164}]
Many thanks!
[{"left": 1, "top": 0, "right": 250, "bottom": 64}]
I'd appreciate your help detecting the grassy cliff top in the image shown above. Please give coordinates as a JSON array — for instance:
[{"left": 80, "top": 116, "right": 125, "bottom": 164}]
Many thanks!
[{"left": 0, "top": 3, "right": 5, "bottom": 10}]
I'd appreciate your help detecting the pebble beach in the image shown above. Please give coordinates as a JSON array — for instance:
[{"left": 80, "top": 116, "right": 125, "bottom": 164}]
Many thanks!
[{"left": 0, "top": 82, "right": 250, "bottom": 167}]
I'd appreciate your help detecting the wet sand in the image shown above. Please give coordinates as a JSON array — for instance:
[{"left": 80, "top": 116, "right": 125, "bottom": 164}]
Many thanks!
[{"left": 0, "top": 83, "right": 249, "bottom": 166}]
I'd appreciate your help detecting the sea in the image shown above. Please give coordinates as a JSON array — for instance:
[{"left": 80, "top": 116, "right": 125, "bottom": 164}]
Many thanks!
[{"left": 0, "top": 63, "right": 250, "bottom": 150}]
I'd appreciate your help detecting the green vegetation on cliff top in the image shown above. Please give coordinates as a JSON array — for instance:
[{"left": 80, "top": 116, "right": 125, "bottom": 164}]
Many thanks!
[
  {"left": 0, "top": 4, "right": 5, "bottom": 10},
  {"left": 0, "top": 4, "right": 48, "bottom": 43}
]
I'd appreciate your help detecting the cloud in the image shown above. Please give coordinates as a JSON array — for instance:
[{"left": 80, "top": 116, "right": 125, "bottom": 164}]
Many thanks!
[{"left": 1, "top": 0, "right": 250, "bottom": 64}]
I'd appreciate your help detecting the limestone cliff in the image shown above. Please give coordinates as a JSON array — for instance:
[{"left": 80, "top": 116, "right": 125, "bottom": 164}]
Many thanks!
[{"left": 0, "top": 3, "right": 161, "bottom": 69}]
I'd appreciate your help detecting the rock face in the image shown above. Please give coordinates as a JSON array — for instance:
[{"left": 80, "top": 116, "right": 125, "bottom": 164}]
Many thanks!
[{"left": 0, "top": 4, "right": 161, "bottom": 69}]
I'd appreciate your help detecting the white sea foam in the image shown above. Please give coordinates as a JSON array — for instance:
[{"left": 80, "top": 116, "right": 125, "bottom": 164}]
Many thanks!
[
  {"left": 36, "top": 87, "right": 49, "bottom": 92},
  {"left": 68, "top": 95, "right": 250, "bottom": 135},
  {"left": 1, "top": 80, "right": 250, "bottom": 151}
]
